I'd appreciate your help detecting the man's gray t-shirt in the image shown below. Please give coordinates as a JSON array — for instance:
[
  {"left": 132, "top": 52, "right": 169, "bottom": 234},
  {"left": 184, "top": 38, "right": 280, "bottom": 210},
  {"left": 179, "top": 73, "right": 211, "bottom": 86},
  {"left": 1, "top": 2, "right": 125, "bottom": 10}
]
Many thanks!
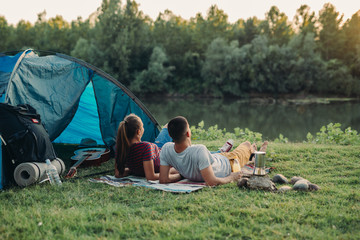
[{"left": 160, "top": 143, "right": 231, "bottom": 182}]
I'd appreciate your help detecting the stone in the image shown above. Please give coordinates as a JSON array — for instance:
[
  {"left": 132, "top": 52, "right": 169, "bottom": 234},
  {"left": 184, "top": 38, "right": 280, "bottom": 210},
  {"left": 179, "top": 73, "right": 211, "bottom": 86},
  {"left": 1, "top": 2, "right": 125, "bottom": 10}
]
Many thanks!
[
  {"left": 277, "top": 186, "right": 292, "bottom": 193},
  {"left": 293, "top": 179, "right": 309, "bottom": 191},
  {"left": 308, "top": 183, "right": 320, "bottom": 191},
  {"left": 237, "top": 178, "right": 248, "bottom": 188},
  {"left": 272, "top": 174, "right": 289, "bottom": 184},
  {"left": 246, "top": 175, "right": 277, "bottom": 192},
  {"left": 290, "top": 176, "right": 310, "bottom": 185}
]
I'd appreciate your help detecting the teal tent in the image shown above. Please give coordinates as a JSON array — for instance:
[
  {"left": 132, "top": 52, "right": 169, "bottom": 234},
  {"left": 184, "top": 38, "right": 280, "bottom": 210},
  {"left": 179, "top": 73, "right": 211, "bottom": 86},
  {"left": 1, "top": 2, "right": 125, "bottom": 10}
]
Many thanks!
[{"left": 0, "top": 49, "right": 161, "bottom": 188}]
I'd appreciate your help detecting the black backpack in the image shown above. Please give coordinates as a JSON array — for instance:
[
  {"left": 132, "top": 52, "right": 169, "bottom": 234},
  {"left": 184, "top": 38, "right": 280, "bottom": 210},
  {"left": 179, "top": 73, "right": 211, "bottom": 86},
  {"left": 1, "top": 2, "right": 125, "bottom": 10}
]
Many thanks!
[{"left": 0, "top": 103, "right": 57, "bottom": 183}]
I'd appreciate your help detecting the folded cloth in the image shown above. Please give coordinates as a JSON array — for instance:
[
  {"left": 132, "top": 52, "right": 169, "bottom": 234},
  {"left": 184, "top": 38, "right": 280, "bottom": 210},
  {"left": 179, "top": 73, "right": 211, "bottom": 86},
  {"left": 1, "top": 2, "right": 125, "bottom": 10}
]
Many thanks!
[{"left": 89, "top": 175, "right": 205, "bottom": 193}]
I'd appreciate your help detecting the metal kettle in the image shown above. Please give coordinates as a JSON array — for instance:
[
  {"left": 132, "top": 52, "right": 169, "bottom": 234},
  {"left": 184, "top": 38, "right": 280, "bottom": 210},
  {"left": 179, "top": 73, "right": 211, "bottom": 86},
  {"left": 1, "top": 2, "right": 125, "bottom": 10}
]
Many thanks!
[{"left": 251, "top": 151, "right": 266, "bottom": 176}]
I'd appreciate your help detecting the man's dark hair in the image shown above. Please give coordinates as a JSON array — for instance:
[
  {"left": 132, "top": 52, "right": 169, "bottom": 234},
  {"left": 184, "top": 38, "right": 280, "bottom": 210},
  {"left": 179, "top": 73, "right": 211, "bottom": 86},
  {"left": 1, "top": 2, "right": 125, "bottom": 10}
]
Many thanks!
[{"left": 168, "top": 116, "right": 189, "bottom": 143}]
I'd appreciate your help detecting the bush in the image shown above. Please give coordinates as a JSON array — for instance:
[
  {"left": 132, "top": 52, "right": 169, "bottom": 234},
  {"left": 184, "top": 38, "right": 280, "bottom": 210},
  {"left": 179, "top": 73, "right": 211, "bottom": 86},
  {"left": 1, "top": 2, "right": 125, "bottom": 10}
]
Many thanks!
[
  {"left": 190, "top": 121, "right": 262, "bottom": 142},
  {"left": 306, "top": 123, "right": 360, "bottom": 145},
  {"left": 190, "top": 121, "right": 360, "bottom": 145}
]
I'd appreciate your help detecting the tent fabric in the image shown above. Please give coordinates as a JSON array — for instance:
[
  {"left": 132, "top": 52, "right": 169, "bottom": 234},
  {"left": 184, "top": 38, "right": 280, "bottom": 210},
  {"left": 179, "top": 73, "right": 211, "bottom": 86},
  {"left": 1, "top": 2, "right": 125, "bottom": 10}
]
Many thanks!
[
  {"left": 6, "top": 55, "right": 91, "bottom": 140},
  {"left": 0, "top": 52, "right": 22, "bottom": 95},
  {"left": 55, "top": 81, "right": 103, "bottom": 144},
  {"left": 0, "top": 51, "right": 22, "bottom": 72},
  {"left": 0, "top": 72, "right": 10, "bottom": 95},
  {"left": 0, "top": 51, "right": 37, "bottom": 95},
  {"left": 0, "top": 49, "right": 160, "bottom": 147},
  {"left": 92, "top": 73, "right": 158, "bottom": 147}
]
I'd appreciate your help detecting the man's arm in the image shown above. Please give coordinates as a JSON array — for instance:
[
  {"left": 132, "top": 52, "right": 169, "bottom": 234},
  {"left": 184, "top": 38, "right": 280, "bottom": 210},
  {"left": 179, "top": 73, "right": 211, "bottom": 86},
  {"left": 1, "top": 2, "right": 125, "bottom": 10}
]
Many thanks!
[
  {"left": 159, "top": 165, "right": 182, "bottom": 184},
  {"left": 200, "top": 166, "right": 241, "bottom": 186}
]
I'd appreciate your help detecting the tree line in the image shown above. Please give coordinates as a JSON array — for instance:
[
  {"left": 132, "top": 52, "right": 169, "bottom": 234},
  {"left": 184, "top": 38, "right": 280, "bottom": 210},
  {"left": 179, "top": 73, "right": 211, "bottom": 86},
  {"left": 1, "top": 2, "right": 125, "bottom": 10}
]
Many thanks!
[{"left": 1, "top": 0, "right": 359, "bottom": 97}]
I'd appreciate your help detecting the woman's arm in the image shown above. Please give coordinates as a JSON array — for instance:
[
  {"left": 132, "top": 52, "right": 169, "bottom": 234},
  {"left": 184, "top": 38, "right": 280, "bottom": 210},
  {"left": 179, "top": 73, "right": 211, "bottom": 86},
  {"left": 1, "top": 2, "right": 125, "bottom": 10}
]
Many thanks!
[
  {"left": 143, "top": 160, "right": 159, "bottom": 180},
  {"left": 114, "top": 164, "right": 130, "bottom": 178}
]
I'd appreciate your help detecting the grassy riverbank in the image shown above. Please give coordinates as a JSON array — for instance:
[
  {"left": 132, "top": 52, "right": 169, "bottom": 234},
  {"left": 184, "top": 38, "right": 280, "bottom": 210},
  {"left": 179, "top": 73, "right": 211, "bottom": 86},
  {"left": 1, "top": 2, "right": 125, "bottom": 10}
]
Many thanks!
[{"left": 1, "top": 140, "right": 359, "bottom": 239}]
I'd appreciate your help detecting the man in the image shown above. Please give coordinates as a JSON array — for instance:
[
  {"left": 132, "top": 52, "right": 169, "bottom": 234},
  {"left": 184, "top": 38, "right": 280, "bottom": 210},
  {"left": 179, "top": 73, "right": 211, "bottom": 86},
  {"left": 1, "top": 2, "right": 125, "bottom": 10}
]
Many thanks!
[{"left": 159, "top": 116, "right": 268, "bottom": 186}]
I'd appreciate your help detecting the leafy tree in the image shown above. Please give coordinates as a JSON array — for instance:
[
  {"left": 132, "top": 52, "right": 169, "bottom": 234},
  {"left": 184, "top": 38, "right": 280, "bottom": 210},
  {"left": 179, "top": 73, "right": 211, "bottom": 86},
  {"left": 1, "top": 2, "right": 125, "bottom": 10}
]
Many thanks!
[
  {"left": 152, "top": 10, "right": 194, "bottom": 89},
  {"left": 231, "top": 17, "right": 261, "bottom": 46},
  {"left": 177, "top": 51, "right": 204, "bottom": 94},
  {"left": 247, "top": 35, "right": 304, "bottom": 94},
  {"left": 318, "top": 59, "right": 354, "bottom": 96},
  {"left": 45, "top": 15, "right": 72, "bottom": 53},
  {"left": 0, "top": 16, "right": 11, "bottom": 51},
  {"left": 71, "top": 38, "right": 103, "bottom": 66},
  {"left": 288, "top": 33, "right": 325, "bottom": 93},
  {"left": 92, "top": 0, "right": 153, "bottom": 85},
  {"left": 242, "top": 17, "right": 262, "bottom": 44},
  {"left": 341, "top": 11, "right": 360, "bottom": 77},
  {"left": 68, "top": 17, "right": 92, "bottom": 52},
  {"left": 201, "top": 38, "right": 234, "bottom": 96},
  {"left": 31, "top": 11, "right": 75, "bottom": 54},
  {"left": 293, "top": 5, "right": 317, "bottom": 37},
  {"left": 262, "top": 6, "right": 294, "bottom": 45},
  {"left": 191, "top": 5, "right": 231, "bottom": 54},
  {"left": 318, "top": 3, "right": 344, "bottom": 61},
  {"left": 130, "top": 46, "right": 174, "bottom": 94},
  {"left": 9, "top": 20, "right": 36, "bottom": 50},
  {"left": 202, "top": 38, "right": 252, "bottom": 97}
]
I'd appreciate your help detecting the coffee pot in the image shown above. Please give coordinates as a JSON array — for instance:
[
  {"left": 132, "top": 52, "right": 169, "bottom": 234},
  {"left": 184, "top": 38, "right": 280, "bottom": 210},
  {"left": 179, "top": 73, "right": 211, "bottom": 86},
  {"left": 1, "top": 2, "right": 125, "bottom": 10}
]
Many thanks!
[{"left": 251, "top": 151, "right": 266, "bottom": 176}]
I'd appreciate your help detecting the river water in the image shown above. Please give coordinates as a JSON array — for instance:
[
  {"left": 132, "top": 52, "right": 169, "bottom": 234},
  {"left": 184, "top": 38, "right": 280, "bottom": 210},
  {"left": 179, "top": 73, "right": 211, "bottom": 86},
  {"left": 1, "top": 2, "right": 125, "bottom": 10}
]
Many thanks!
[{"left": 142, "top": 98, "right": 360, "bottom": 142}]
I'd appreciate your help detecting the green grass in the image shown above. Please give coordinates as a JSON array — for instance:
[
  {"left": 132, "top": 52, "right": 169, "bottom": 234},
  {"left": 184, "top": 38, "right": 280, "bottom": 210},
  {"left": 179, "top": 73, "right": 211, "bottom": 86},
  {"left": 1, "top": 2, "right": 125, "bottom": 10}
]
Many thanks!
[{"left": 1, "top": 141, "right": 359, "bottom": 239}]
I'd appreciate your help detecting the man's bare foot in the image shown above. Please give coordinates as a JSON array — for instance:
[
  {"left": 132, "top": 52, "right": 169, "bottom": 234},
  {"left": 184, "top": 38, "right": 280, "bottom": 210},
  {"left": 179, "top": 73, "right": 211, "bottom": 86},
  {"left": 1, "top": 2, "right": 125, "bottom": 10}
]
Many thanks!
[
  {"left": 248, "top": 141, "right": 268, "bottom": 164},
  {"left": 251, "top": 143, "right": 257, "bottom": 153},
  {"left": 259, "top": 141, "right": 269, "bottom": 152},
  {"left": 248, "top": 143, "right": 257, "bottom": 163}
]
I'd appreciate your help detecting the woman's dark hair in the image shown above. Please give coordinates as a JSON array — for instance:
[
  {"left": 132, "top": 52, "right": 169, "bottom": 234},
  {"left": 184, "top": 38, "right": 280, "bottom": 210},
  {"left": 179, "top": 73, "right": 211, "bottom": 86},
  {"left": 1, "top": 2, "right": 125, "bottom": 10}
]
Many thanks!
[
  {"left": 168, "top": 116, "right": 188, "bottom": 143},
  {"left": 115, "top": 114, "right": 142, "bottom": 174}
]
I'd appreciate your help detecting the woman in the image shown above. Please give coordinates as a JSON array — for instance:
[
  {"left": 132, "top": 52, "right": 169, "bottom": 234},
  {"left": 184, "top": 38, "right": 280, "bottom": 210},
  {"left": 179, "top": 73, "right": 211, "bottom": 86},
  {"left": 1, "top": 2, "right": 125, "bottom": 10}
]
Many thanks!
[{"left": 115, "top": 114, "right": 177, "bottom": 180}]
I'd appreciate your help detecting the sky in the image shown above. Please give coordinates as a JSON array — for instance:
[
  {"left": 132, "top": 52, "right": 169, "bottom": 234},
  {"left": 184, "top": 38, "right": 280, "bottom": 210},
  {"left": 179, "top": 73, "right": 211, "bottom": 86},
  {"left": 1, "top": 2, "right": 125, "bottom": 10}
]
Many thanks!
[{"left": 1, "top": 0, "right": 359, "bottom": 25}]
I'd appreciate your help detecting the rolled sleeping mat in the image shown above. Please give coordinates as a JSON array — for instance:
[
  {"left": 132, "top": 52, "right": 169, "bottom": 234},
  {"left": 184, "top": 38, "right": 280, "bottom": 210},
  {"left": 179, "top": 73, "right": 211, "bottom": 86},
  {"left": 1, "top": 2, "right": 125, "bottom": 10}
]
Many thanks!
[{"left": 14, "top": 158, "right": 65, "bottom": 187}]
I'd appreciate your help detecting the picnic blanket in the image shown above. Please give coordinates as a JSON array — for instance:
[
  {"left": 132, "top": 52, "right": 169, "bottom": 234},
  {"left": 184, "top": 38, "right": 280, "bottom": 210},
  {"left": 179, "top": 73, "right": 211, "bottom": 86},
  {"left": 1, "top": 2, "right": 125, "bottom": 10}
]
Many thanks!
[
  {"left": 89, "top": 164, "right": 271, "bottom": 193},
  {"left": 89, "top": 175, "right": 206, "bottom": 193}
]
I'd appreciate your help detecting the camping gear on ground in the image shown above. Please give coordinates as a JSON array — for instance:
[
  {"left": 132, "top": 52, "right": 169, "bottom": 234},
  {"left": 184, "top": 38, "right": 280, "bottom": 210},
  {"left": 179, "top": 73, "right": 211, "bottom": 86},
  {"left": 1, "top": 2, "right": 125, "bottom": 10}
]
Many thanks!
[
  {"left": 0, "top": 103, "right": 58, "bottom": 185},
  {"left": 251, "top": 151, "right": 266, "bottom": 176},
  {"left": 0, "top": 49, "right": 161, "bottom": 189},
  {"left": 0, "top": 103, "right": 57, "bottom": 162},
  {"left": 65, "top": 148, "right": 110, "bottom": 179},
  {"left": 13, "top": 158, "right": 65, "bottom": 187},
  {"left": 45, "top": 159, "right": 62, "bottom": 186}
]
